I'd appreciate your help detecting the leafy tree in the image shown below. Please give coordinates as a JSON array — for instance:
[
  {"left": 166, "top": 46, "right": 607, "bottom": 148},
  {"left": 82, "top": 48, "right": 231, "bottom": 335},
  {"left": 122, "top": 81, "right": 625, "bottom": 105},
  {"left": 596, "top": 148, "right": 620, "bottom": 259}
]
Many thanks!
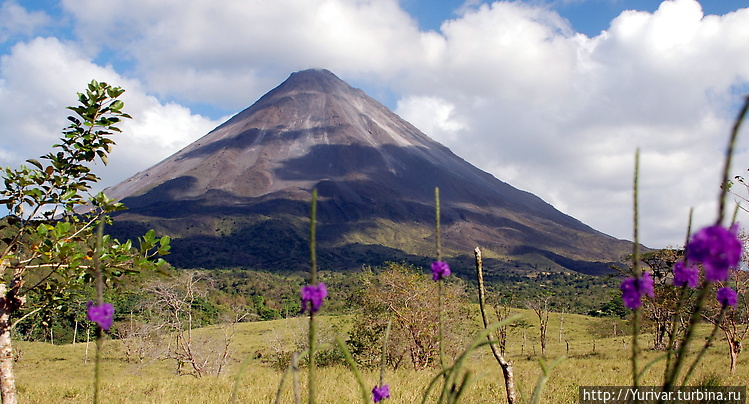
[
  {"left": 638, "top": 249, "right": 694, "bottom": 351},
  {"left": 615, "top": 249, "right": 694, "bottom": 350},
  {"left": 588, "top": 292, "right": 627, "bottom": 318},
  {"left": 485, "top": 271, "right": 620, "bottom": 316},
  {"left": 0, "top": 81, "right": 169, "bottom": 404},
  {"left": 347, "top": 262, "right": 472, "bottom": 370}
]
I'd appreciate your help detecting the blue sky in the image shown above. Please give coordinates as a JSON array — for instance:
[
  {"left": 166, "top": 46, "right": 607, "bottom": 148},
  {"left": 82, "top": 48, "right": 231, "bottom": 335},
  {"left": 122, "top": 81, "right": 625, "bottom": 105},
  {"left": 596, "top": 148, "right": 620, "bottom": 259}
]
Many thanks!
[
  {"left": 0, "top": 0, "right": 748, "bottom": 248},
  {"left": 408, "top": 1, "right": 749, "bottom": 39}
]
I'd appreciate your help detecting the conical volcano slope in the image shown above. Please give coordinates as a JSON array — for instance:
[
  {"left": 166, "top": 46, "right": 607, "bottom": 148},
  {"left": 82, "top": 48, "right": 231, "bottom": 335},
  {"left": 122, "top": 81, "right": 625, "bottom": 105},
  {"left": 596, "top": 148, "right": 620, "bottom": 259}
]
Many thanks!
[{"left": 106, "top": 69, "right": 632, "bottom": 274}]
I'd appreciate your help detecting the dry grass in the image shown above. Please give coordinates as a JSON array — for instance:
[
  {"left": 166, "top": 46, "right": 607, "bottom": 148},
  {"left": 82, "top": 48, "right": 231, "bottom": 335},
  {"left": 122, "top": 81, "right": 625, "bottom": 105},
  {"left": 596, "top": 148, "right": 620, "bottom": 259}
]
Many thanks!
[{"left": 13, "top": 312, "right": 748, "bottom": 403}]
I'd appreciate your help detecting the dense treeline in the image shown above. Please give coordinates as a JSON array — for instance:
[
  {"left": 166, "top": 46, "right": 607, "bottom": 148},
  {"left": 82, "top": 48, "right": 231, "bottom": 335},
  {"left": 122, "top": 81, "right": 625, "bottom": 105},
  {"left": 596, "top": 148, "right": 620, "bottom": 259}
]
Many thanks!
[
  {"left": 483, "top": 270, "right": 623, "bottom": 315},
  {"left": 13, "top": 263, "right": 623, "bottom": 344}
]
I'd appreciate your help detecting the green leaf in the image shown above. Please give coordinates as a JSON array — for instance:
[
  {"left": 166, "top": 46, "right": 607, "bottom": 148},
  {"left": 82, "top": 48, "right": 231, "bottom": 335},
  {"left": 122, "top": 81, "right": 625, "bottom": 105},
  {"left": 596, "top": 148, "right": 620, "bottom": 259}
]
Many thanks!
[
  {"left": 26, "top": 159, "right": 43, "bottom": 169},
  {"left": 144, "top": 229, "right": 156, "bottom": 243},
  {"left": 110, "top": 100, "right": 124, "bottom": 111},
  {"left": 61, "top": 188, "right": 79, "bottom": 201}
]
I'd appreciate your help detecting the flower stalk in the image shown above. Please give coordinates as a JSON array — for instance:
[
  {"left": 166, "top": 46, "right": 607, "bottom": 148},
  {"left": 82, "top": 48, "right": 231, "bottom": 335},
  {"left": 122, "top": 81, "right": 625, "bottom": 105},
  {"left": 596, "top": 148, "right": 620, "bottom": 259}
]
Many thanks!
[
  {"left": 336, "top": 337, "right": 370, "bottom": 403},
  {"left": 376, "top": 319, "right": 392, "bottom": 402},
  {"left": 434, "top": 187, "right": 446, "bottom": 371},
  {"left": 630, "top": 149, "right": 642, "bottom": 390},
  {"left": 92, "top": 222, "right": 105, "bottom": 404},
  {"left": 305, "top": 189, "right": 321, "bottom": 404},
  {"left": 662, "top": 209, "right": 693, "bottom": 383}
]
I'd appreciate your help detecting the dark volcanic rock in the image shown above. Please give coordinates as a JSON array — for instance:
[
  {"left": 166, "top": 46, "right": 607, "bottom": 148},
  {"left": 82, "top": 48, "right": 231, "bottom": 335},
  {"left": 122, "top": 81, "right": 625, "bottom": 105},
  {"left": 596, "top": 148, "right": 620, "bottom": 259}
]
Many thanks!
[{"left": 105, "top": 69, "right": 632, "bottom": 274}]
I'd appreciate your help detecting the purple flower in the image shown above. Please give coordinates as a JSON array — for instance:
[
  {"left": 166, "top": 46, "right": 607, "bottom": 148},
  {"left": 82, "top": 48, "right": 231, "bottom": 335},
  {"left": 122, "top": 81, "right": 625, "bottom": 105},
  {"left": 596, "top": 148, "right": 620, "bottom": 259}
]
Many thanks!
[
  {"left": 431, "top": 261, "right": 451, "bottom": 281},
  {"left": 686, "top": 225, "right": 742, "bottom": 282},
  {"left": 716, "top": 287, "right": 738, "bottom": 308},
  {"left": 300, "top": 282, "right": 327, "bottom": 314},
  {"left": 87, "top": 301, "right": 114, "bottom": 330},
  {"left": 372, "top": 384, "right": 390, "bottom": 402},
  {"left": 673, "top": 260, "right": 699, "bottom": 288},
  {"left": 620, "top": 271, "right": 655, "bottom": 310}
]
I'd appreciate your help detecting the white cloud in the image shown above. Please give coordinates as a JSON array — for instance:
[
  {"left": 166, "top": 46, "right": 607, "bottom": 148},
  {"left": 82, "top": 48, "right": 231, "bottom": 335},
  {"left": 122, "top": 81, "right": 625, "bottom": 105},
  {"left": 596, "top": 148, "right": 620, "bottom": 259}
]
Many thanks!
[
  {"left": 0, "top": 36, "right": 220, "bottom": 192},
  {"left": 439, "top": 2, "right": 577, "bottom": 100},
  {"left": 395, "top": 0, "right": 749, "bottom": 247},
  {"left": 61, "top": 0, "right": 426, "bottom": 109},
  {"left": 103, "top": 97, "right": 223, "bottom": 190},
  {"left": 395, "top": 96, "right": 467, "bottom": 142},
  {"left": 0, "top": 1, "right": 51, "bottom": 43}
]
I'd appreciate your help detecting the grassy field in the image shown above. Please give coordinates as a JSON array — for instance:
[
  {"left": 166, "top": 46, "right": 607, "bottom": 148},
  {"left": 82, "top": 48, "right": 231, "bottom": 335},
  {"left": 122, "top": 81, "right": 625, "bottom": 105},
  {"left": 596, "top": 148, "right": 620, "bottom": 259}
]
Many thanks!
[{"left": 14, "top": 310, "right": 748, "bottom": 403}]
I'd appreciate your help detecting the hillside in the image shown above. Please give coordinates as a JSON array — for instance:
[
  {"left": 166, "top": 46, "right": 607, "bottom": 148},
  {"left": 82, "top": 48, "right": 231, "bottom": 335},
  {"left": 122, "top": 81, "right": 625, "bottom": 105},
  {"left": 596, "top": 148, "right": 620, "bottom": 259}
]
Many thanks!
[{"left": 105, "top": 69, "right": 633, "bottom": 274}]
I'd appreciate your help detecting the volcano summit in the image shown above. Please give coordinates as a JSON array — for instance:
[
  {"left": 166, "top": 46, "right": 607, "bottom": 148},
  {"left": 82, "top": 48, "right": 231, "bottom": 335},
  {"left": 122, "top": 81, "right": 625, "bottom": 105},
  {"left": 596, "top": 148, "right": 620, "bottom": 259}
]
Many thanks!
[{"left": 105, "top": 69, "right": 631, "bottom": 275}]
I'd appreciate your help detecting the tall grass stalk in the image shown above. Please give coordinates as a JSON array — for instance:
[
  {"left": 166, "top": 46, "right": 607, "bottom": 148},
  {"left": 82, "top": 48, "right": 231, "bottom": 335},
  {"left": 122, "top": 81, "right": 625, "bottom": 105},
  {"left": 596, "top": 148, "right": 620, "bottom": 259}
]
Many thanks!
[
  {"left": 293, "top": 352, "right": 301, "bottom": 404},
  {"left": 421, "top": 315, "right": 521, "bottom": 404},
  {"left": 308, "top": 189, "right": 319, "bottom": 404},
  {"left": 435, "top": 187, "right": 445, "bottom": 371},
  {"left": 663, "top": 284, "right": 710, "bottom": 390},
  {"left": 630, "top": 149, "right": 642, "bottom": 391},
  {"left": 92, "top": 221, "right": 105, "bottom": 404},
  {"left": 231, "top": 356, "right": 252, "bottom": 404},
  {"left": 379, "top": 320, "right": 392, "bottom": 389},
  {"left": 528, "top": 357, "right": 564, "bottom": 404},
  {"left": 683, "top": 204, "right": 746, "bottom": 385},
  {"left": 336, "top": 338, "right": 369, "bottom": 403},
  {"left": 681, "top": 307, "right": 728, "bottom": 386},
  {"left": 662, "top": 208, "right": 693, "bottom": 382}
]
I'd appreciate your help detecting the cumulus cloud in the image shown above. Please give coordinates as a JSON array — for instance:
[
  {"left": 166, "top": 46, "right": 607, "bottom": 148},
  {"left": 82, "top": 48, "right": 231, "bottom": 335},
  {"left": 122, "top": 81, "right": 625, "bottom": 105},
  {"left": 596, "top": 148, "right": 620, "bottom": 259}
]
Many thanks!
[
  {"left": 1, "top": 0, "right": 748, "bottom": 248},
  {"left": 61, "top": 0, "right": 425, "bottom": 109},
  {"left": 0, "top": 37, "right": 220, "bottom": 192},
  {"left": 394, "top": 0, "right": 749, "bottom": 247},
  {"left": 0, "top": 1, "right": 50, "bottom": 43},
  {"left": 395, "top": 96, "right": 468, "bottom": 143}
]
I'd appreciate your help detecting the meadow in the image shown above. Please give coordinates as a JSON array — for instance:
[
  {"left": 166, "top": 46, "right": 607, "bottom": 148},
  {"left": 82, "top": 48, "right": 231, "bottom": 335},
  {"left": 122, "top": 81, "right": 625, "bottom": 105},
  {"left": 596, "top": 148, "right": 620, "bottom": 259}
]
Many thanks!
[{"left": 14, "top": 309, "right": 747, "bottom": 403}]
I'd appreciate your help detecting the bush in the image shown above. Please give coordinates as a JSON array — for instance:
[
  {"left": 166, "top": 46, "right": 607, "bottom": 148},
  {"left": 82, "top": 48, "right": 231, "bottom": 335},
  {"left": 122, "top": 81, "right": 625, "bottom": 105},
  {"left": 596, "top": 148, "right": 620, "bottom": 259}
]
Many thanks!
[{"left": 346, "top": 262, "right": 474, "bottom": 370}]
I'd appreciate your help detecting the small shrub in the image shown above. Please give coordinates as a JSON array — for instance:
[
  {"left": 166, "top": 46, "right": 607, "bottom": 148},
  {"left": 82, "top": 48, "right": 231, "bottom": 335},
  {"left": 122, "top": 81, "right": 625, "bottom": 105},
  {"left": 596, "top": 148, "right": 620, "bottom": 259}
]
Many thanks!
[
  {"left": 314, "top": 347, "right": 346, "bottom": 367},
  {"left": 696, "top": 372, "right": 724, "bottom": 387},
  {"left": 265, "top": 347, "right": 346, "bottom": 371}
]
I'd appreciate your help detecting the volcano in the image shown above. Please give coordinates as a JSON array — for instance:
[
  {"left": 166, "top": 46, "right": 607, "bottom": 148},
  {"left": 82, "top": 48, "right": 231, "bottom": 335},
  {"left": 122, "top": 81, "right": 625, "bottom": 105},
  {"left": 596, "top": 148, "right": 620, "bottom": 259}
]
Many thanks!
[{"left": 105, "top": 69, "right": 632, "bottom": 275}]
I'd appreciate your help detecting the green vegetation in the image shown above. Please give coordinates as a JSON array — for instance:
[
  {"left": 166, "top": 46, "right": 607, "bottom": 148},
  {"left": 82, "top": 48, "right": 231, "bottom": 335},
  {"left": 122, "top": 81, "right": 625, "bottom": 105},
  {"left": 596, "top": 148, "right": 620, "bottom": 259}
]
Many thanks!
[
  {"left": 12, "top": 266, "right": 624, "bottom": 346},
  {"left": 11, "top": 312, "right": 747, "bottom": 403},
  {"left": 0, "top": 80, "right": 169, "bottom": 404},
  {"left": 6, "top": 257, "right": 742, "bottom": 403},
  {"left": 484, "top": 270, "right": 623, "bottom": 316},
  {"left": 347, "top": 263, "right": 473, "bottom": 370}
]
